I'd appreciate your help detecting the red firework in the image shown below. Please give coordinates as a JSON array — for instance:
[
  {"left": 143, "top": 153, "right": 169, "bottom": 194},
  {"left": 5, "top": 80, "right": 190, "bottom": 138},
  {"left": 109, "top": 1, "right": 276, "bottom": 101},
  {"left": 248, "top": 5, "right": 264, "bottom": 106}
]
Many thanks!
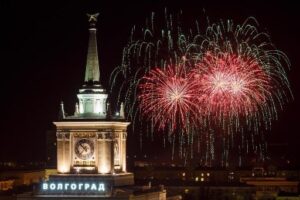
[
  {"left": 138, "top": 65, "right": 198, "bottom": 130},
  {"left": 191, "top": 52, "right": 271, "bottom": 119}
]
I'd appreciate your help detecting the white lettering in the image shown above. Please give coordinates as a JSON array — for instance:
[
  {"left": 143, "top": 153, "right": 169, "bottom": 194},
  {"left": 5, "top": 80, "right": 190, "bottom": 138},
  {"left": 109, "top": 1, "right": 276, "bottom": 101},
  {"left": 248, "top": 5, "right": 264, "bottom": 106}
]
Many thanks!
[
  {"left": 78, "top": 183, "right": 83, "bottom": 190},
  {"left": 41, "top": 182, "right": 106, "bottom": 192},
  {"left": 49, "top": 183, "right": 56, "bottom": 190},
  {"left": 42, "top": 183, "right": 48, "bottom": 190},
  {"left": 98, "top": 183, "right": 105, "bottom": 191},
  {"left": 70, "top": 183, "right": 77, "bottom": 190},
  {"left": 57, "top": 183, "right": 63, "bottom": 190},
  {"left": 91, "top": 183, "right": 97, "bottom": 191},
  {"left": 84, "top": 183, "right": 90, "bottom": 190}
]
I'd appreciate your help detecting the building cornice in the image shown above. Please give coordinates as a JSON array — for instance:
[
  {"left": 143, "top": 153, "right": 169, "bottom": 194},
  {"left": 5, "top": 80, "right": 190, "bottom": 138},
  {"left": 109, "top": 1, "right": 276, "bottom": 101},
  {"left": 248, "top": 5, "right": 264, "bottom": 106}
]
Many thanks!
[{"left": 53, "top": 121, "right": 130, "bottom": 129}]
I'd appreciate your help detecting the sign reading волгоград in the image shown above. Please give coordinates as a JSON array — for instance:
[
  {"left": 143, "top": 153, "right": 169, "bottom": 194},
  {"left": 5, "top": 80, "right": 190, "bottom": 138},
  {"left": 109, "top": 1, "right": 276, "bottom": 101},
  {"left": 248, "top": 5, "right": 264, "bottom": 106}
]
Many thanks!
[{"left": 38, "top": 181, "right": 111, "bottom": 196}]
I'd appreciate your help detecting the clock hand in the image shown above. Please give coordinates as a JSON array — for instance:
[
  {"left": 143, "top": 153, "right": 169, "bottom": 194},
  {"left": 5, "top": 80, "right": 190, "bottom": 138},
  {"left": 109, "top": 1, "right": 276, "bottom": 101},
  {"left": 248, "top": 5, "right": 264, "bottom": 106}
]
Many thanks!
[
  {"left": 80, "top": 143, "right": 88, "bottom": 152},
  {"left": 79, "top": 148, "right": 85, "bottom": 154}
]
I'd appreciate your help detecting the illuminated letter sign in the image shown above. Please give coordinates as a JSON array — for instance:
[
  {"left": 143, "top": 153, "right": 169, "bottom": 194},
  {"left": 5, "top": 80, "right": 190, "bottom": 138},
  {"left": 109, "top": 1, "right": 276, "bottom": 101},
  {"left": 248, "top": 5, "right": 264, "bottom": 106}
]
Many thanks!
[
  {"left": 42, "top": 183, "right": 48, "bottom": 190},
  {"left": 41, "top": 182, "right": 106, "bottom": 194}
]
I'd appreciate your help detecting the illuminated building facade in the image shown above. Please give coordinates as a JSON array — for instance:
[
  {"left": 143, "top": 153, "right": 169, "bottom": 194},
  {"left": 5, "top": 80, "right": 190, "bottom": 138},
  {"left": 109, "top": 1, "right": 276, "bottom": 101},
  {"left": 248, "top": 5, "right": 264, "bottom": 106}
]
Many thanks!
[
  {"left": 15, "top": 13, "right": 169, "bottom": 200},
  {"left": 20, "top": 13, "right": 135, "bottom": 199},
  {"left": 55, "top": 13, "right": 129, "bottom": 176}
]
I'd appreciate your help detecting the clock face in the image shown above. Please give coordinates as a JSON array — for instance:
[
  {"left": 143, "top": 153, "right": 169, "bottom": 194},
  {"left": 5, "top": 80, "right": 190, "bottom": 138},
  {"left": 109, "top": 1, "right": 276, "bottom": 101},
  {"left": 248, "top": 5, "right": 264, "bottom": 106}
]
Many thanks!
[{"left": 74, "top": 138, "right": 94, "bottom": 160}]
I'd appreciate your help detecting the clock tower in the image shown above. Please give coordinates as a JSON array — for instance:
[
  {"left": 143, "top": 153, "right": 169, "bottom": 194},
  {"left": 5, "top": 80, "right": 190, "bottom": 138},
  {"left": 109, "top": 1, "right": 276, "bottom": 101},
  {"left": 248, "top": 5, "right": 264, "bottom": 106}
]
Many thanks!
[
  {"left": 23, "top": 13, "right": 170, "bottom": 200},
  {"left": 49, "top": 13, "right": 133, "bottom": 191}
]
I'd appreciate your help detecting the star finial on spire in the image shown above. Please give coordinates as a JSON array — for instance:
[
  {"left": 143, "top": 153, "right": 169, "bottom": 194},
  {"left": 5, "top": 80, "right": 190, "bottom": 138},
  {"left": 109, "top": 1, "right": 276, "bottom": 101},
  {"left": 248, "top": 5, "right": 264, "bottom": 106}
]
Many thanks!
[{"left": 87, "top": 13, "right": 99, "bottom": 27}]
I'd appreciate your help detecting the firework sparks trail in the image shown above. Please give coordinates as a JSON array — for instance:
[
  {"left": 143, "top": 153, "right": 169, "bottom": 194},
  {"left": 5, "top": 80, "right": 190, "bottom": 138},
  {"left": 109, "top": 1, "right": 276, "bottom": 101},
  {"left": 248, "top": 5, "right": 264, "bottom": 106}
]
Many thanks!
[
  {"left": 191, "top": 52, "right": 271, "bottom": 130},
  {"left": 138, "top": 65, "right": 199, "bottom": 131},
  {"left": 188, "top": 18, "right": 292, "bottom": 133},
  {"left": 109, "top": 11, "right": 292, "bottom": 167}
]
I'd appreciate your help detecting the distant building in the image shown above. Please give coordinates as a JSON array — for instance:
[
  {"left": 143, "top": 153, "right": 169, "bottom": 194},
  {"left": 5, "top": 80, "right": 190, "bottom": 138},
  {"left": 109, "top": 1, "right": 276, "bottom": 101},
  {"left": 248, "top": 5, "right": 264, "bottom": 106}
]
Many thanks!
[
  {"left": 133, "top": 166, "right": 300, "bottom": 199},
  {"left": 202, "top": 185, "right": 255, "bottom": 200},
  {"left": 0, "top": 179, "right": 14, "bottom": 191},
  {"left": 0, "top": 170, "right": 45, "bottom": 186},
  {"left": 276, "top": 192, "right": 300, "bottom": 200},
  {"left": 240, "top": 177, "right": 299, "bottom": 200}
]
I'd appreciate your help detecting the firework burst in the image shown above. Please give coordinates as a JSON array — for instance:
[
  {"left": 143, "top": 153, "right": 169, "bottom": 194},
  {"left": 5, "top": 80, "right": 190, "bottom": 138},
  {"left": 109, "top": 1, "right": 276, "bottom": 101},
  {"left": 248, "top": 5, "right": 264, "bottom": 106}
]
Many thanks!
[
  {"left": 109, "top": 10, "right": 197, "bottom": 129},
  {"left": 138, "top": 65, "right": 199, "bottom": 131},
  {"left": 191, "top": 52, "right": 271, "bottom": 129},
  {"left": 190, "top": 18, "right": 292, "bottom": 132},
  {"left": 110, "top": 11, "right": 292, "bottom": 167}
]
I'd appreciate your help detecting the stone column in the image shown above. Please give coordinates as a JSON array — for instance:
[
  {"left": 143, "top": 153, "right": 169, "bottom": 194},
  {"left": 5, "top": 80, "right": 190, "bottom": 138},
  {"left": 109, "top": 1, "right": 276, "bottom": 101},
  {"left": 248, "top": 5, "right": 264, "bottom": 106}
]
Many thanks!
[
  {"left": 97, "top": 132, "right": 111, "bottom": 174},
  {"left": 64, "top": 133, "right": 71, "bottom": 172},
  {"left": 122, "top": 131, "right": 127, "bottom": 172},
  {"left": 110, "top": 132, "right": 115, "bottom": 174},
  {"left": 57, "top": 132, "right": 64, "bottom": 173},
  {"left": 57, "top": 132, "right": 71, "bottom": 173}
]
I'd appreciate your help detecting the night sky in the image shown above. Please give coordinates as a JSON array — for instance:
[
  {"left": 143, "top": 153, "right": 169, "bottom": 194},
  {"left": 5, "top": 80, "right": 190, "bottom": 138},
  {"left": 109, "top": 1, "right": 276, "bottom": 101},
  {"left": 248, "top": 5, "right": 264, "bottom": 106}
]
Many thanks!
[{"left": 1, "top": 1, "right": 299, "bottom": 166}]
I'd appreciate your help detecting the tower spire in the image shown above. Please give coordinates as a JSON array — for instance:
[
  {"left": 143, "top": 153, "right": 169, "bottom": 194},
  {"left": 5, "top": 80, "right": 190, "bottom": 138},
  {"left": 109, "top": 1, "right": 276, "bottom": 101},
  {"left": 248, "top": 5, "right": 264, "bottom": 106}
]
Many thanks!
[{"left": 85, "top": 13, "right": 100, "bottom": 83}]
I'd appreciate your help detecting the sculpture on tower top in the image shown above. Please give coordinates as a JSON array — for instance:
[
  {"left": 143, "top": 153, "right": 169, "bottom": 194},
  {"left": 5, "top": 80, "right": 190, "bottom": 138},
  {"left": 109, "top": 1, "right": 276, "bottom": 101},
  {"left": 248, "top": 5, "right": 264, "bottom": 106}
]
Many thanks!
[{"left": 87, "top": 13, "right": 99, "bottom": 27}]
